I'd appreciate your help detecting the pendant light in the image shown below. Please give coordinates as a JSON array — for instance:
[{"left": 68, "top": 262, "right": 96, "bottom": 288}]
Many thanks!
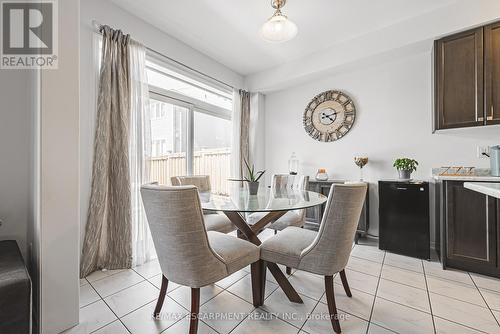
[{"left": 260, "top": 0, "right": 298, "bottom": 43}]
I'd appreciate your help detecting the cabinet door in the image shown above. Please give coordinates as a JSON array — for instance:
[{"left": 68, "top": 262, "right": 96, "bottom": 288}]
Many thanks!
[
  {"left": 484, "top": 22, "right": 500, "bottom": 125},
  {"left": 435, "top": 28, "right": 484, "bottom": 129},
  {"left": 446, "top": 181, "right": 497, "bottom": 272}
]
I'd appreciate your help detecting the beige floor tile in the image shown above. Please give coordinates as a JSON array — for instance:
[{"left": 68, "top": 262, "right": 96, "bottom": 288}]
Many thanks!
[
  {"left": 80, "top": 278, "right": 88, "bottom": 286},
  {"left": 93, "top": 320, "right": 129, "bottom": 334},
  {"left": 231, "top": 309, "right": 299, "bottom": 334},
  {"left": 481, "top": 288, "right": 500, "bottom": 312},
  {"left": 148, "top": 274, "right": 180, "bottom": 293},
  {"left": 430, "top": 292, "right": 500, "bottom": 333},
  {"left": 333, "top": 269, "right": 379, "bottom": 296},
  {"left": 371, "top": 297, "right": 433, "bottom": 334},
  {"left": 351, "top": 244, "right": 385, "bottom": 264},
  {"left": 215, "top": 270, "right": 248, "bottom": 289},
  {"left": 261, "top": 289, "right": 317, "bottom": 328},
  {"left": 377, "top": 278, "right": 430, "bottom": 313},
  {"left": 120, "top": 298, "right": 188, "bottom": 334},
  {"left": 287, "top": 270, "right": 326, "bottom": 300},
  {"left": 302, "top": 302, "right": 368, "bottom": 334},
  {"left": 320, "top": 286, "right": 375, "bottom": 321},
  {"left": 169, "top": 284, "right": 224, "bottom": 309},
  {"left": 227, "top": 274, "right": 278, "bottom": 304},
  {"left": 64, "top": 300, "right": 117, "bottom": 334},
  {"left": 471, "top": 273, "right": 500, "bottom": 293},
  {"left": 104, "top": 280, "right": 159, "bottom": 317},
  {"left": 423, "top": 261, "right": 473, "bottom": 285},
  {"left": 426, "top": 275, "right": 486, "bottom": 307},
  {"left": 133, "top": 259, "right": 161, "bottom": 279},
  {"left": 80, "top": 283, "right": 101, "bottom": 308},
  {"left": 380, "top": 264, "right": 426, "bottom": 290},
  {"left": 434, "top": 316, "right": 485, "bottom": 334},
  {"left": 162, "top": 315, "right": 218, "bottom": 334},
  {"left": 86, "top": 269, "right": 124, "bottom": 283},
  {"left": 346, "top": 257, "right": 383, "bottom": 277},
  {"left": 367, "top": 323, "right": 397, "bottom": 334},
  {"left": 200, "top": 290, "right": 255, "bottom": 334},
  {"left": 384, "top": 253, "right": 423, "bottom": 273},
  {"left": 91, "top": 270, "right": 144, "bottom": 298}
]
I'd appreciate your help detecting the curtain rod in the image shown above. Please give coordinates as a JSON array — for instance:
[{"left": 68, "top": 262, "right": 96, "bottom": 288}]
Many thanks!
[{"left": 92, "top": 20, "right": 235, "bottom": 90}]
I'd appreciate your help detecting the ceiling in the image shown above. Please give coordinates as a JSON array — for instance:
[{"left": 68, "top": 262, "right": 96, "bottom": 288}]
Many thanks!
[{"left": 110, "top": 0, "right": 457, "bottom": 76}]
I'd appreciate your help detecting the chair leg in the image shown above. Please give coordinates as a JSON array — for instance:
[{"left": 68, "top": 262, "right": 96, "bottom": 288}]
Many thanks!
[
  {"left": 274, "top": 229, "right": 277, "bottom": 235},
  {"left": 286, "top": 267, "right": 292, "bottom": 275},
  {"left": 153, "top": 275, "right": 169, "bottom": 318},
  {"left": 189, "top": 288, "right": 200, "bottom": 334},
  {"left": 325, "top": 276, "right": 341, "bottom": 334},
  {"left": 251, "top": 260, "right": 266, "bottom": 307},
  {"left": 339, "top": 270, "right": 352, "bottom": 297}
]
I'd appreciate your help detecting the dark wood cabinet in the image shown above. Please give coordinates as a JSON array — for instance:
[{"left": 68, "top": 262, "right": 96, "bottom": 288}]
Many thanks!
[
  {"left": 435, "top": 28, "right": 484, "bottom": 130},
  {"left": 438, "top": 180, "right": 500, "bottom": 277},
  {"left": 485, "top": 22, "right": 500, "bottom": 125},
  {"left": 306, "top": 180, "right": 369, "bottom": 242},
  {"left": 434, "top": 21, "right": 500, "bottom": 130}
]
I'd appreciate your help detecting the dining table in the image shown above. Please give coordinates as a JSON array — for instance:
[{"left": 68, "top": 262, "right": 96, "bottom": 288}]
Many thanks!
[{"left": 199, "top": 185, "right": 328, "bottom": 306}]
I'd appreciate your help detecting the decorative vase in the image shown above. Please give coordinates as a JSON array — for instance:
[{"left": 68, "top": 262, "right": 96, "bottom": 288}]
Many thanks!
[
  {"left": 398, "top": 169, "right": 412, "bottom": 180},
  {"left": 354, "top": 157, "right": 369, "bottom": 181},
  {"left": 248, "top": 181, "right": 259, "bottom": 195},
  {"left": 288, "top": 152, "right": 299, "bottom": 175},
  {"left": 315, "top": 168, "right": 329, "bottom": 181}
]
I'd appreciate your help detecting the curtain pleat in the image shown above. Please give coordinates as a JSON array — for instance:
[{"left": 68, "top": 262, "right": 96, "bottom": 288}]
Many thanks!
[
  {"left": 80, "top": 26, "right": 132, "bottom": 278},
  {"left": 239, "top": 90, "right": 251, "bottom": 179}
]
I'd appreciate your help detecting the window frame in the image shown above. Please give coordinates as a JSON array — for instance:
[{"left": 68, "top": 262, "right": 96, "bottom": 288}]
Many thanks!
[{"left": 146, "top": 53, "right": 233, "bottom": 177}]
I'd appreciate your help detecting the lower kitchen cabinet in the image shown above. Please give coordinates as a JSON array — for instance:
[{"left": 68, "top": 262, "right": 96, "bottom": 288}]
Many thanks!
[{"left": 438, "top": 180, "right": 500, "bottom": 277}]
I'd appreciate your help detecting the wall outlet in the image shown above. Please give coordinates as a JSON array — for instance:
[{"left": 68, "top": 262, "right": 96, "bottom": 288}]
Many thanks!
[{"left": 477, "top": 146, "right": 490, "bottom": 158}]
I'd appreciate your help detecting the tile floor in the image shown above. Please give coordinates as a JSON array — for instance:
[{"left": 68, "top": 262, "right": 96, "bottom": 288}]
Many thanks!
[{"left": 68, "top": 230, "right": 500, "bottom": 334}]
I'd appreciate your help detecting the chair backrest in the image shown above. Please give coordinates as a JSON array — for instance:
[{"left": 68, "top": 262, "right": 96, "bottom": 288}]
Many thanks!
[
  {"left": 140, "top": 184, "right": 226, "bottom": 287},
  {"left": 271, "top": 174, "right": 309, "bottom": 191},
  {"left": 171, "top": 175, "right": 211, "bottom": 192},
  {"left": 300, "top": 183, "right": 367, "bottom": 276}
]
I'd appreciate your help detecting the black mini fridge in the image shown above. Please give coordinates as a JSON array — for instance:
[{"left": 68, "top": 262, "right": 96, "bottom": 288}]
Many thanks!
[{"left": 378, "top": 180, "right": 430, "bottom": 260}]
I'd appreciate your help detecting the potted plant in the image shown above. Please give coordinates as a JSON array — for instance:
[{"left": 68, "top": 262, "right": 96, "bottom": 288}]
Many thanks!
[
  {"left": 230, "top": 159, "right": 265, "bottom": 195},
  {"left": 393, "top": 158, "right": 418, "bottom": 180}
]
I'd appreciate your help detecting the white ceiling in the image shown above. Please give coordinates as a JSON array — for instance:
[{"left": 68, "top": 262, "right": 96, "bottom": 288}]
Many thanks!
[{"left": 110, "top": 0, "right": 457, "bottom": 76}]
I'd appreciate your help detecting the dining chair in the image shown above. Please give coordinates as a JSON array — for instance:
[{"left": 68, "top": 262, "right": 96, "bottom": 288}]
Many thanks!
[
  {"left": 141, "top": 184, "right": 263, "bottom": 334},
  {"left": 259, "top": 183, "right": 367, "bottom": 334},
  {"left": 247, "top": 174, "right": 309, "bottom": 232},
  {"left": 171, "top": 175, "right": 236, "bottom": 234}
]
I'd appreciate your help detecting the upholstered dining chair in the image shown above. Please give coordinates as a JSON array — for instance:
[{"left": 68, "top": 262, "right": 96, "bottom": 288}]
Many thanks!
[
  {"left": 259, "top": 183, "right": 367, "bottom": 334},
  {"left": 171, "top": 175, "right": 236, "bottom": 234},
  {"left": 247, "top": 174, "right": 309, "bottom": 232},
  {"left": 141, "top": 184, "right": 262, "bottom": 334}
]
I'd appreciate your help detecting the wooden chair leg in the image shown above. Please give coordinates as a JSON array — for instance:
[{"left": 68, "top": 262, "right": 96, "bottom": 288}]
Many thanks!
[
  {"left": 189, "top": 288, "right": 200, "bottom": 334},
  {"left": 325, "top": 276, "right": 341, "bottom": 334},
  {"left": 286, "top": 267, "right": 292, "bottom": 275},
  {"left": 339, "top": 269, "right": 352, "bottom": 297},
  {"left": 153, "top": 275, "right": 169, "bottom": 318},
  {"left": 251, "top": 260, "right": 266, "bottom": 307}
]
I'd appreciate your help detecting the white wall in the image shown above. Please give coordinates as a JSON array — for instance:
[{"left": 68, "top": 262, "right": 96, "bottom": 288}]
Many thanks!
[
  {"left": 80, "top": 0, "right": 244, "bottom": 247},
  {"left": 264, "top": 51, "right": 500, "bottom": 239}
]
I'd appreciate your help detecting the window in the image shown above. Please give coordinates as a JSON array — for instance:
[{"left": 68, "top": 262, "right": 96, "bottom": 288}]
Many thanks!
[{"left": 145, "top": 55, "right": 233, "bottom": 194}]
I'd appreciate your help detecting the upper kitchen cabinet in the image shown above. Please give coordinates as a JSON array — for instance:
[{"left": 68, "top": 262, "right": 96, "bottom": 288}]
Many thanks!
[
  {"left": 435, "top": 28, "right": 484, "bottom": 130},
  {"left": 485, "top": 22, "right": 500, "bottom": 125}
]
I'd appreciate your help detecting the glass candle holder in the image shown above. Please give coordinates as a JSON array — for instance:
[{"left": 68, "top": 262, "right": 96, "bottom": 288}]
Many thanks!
[{"left": 315, "top": 168, "right": 329, "bottom": 181}]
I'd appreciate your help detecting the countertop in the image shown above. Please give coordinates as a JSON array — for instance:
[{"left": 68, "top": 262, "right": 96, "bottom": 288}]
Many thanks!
[
  {"left": 464, "top": 182, "right": 500, "bottom": 199},
  {"left": 432, "top": 168, "right": 500, "bottom": 182}
]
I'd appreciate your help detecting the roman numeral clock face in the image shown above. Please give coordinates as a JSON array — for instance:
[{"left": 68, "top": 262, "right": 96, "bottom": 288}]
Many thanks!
[{"left": 303, "top": 90, "right": 356, "bottom": 142}]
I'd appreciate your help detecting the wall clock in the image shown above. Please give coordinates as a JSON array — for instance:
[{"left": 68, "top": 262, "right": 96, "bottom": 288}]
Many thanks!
[{"left": 303, "top": 90, "right": 356, "bottom": 142}]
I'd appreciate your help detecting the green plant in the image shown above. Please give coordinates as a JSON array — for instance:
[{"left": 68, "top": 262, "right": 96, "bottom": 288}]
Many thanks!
[
  {"left": 231, "top": 159, "right": 265, "bottom": 182},
  {"left": 393, "top": 158, "right": 419, "bottom": 172}
]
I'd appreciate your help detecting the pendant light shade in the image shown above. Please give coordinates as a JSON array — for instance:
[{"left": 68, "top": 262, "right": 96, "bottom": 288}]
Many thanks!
[{"left": 260, "top": 0, "right": 297, "bottom": 43}]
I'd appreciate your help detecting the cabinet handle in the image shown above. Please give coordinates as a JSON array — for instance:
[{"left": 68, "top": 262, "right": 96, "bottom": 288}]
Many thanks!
[
  {"left": 396, "top": 187, "right": 408, "bottom": 191},
  {"left": 488, "top": 105, "right": 494, "bottom": 121}
]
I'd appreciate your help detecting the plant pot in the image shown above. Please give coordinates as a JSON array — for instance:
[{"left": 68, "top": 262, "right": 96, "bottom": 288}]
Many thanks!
[
  {"left": 248, "top": 181, "right": 259, "bottom": 195},
  {"left": 398, "top": 169, "right": 412, "bottom": 180}
]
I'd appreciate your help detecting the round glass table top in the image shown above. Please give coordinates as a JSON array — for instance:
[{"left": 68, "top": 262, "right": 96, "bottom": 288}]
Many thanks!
[{"left": 199, "top": 187, "right": 327, "bottom": 213}]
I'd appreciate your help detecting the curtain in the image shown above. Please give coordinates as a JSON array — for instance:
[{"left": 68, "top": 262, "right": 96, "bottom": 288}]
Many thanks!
[
  {"left": 129, "top": 40, "right": 155, "bottom": 266},
  {"left": 239, "top": 90, "right": 251, "bottom": 179},
  {"left": 80, "top": 26, "right": 132, "bottom": 278}
]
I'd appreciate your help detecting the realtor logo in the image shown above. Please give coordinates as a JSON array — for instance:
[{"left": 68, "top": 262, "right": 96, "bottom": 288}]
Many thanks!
[{"left": 1, "top": 0, "right": 58, "bottom": 69}]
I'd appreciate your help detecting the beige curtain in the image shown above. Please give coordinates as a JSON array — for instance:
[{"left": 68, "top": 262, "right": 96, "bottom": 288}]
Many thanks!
[
  {"left": 239, "top": 89, "right": 251, "bottom": 179},
  {"left": 80, "top": 26, "right": 132, "bottom": 278}
]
